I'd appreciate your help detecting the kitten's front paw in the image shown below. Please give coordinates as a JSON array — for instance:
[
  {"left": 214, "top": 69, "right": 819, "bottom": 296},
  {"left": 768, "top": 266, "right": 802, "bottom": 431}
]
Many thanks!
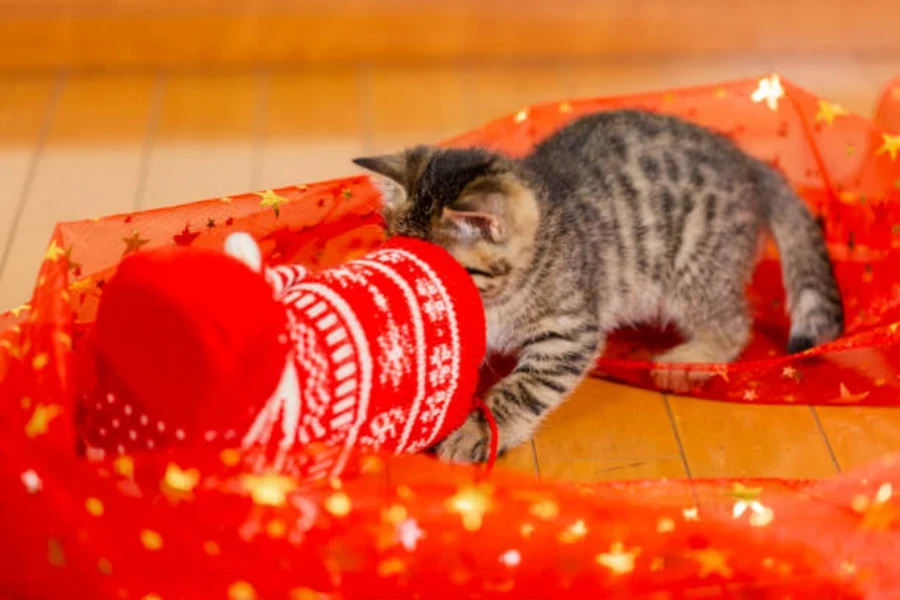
[{"left": 433, "top": 415, "right": 493, "bottom": 464}]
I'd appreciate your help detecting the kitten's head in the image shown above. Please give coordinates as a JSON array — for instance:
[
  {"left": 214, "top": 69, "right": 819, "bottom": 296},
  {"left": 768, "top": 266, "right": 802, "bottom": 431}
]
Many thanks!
[{"left": 353, "top": 145, "right": 539, "bottom": 302}]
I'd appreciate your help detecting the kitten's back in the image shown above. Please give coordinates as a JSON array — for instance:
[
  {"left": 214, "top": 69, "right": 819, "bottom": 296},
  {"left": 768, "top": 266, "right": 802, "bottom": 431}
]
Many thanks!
[{"left": 524, "top": 109, "right": 843, "bottom": 353}]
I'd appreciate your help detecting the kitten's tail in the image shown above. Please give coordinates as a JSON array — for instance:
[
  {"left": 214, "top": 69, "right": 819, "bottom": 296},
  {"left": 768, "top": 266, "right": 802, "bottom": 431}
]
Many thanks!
[{"left": 754, "top": 163, "right": 843, "bottom": 354}]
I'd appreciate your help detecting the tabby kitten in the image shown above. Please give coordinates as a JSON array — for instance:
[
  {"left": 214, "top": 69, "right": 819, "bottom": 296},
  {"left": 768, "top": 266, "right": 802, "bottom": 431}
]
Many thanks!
[{"left": 353, "top": 109, "right": 843, "bottom": 464}]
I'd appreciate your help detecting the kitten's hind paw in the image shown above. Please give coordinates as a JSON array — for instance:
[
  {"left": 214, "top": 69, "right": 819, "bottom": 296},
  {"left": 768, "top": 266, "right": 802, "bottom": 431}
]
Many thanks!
[
  {"left": 650, "top": 339, "right": 735, "bottom": 394},
  {"left": 650, "top": 365, "right": 711, "bottom": 394},
  {"left": 433, "top": 415, "right": 493, "bottom": 464},
  {"left": 651, "top": 346, "right": 717, "bottom": 394}
]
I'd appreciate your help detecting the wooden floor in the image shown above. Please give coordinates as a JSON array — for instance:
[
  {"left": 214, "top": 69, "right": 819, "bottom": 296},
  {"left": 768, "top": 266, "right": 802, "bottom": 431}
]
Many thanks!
[{"left": 2, "top": 54, "right": 899, "bottom": 482}]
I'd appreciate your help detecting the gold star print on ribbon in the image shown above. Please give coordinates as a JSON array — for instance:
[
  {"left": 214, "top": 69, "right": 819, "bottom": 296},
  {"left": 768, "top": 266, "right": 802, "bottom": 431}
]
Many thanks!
[
  {"left": 728, "top": 483, "right": 774, "bottom": 527},
  {"left": 9, "top": 304, "right": 29, "bottom": 318},
  {"left": 161, "top": 464, "right": 200, "bottom": 502},
  {"left": 687, "top": 548, "right": 732, "bottom": 578},
  {"left": 122, "top": 230, "right": 149, "bottom": 255},
  {"left": 68, "top": 277, "right": 94, "bottom": 294},
  {"left": 751, "top": 75, "right": 784, "bottom": 111},
  {"left": 44, "top": 240, "right": 66, "bottom": 262},
  {"left": 710, "top": 365, "right": 730, "bottom": 382},
  {"left": 781, "top": 366, "right": 801, "bottom": 380},
  {"left": 815, "top": 100, "right": 850, "bottom": 126},
  {"left": 25, "top": 404, "right": 62, "bottom": 438},
  {"left": 834, "top": 382, "right": 869, "bottom": 404},
  {"left": 241, "top": 474, "right": 296, "bottom": 507},
  {"left": 728, "top": 482, "right": 762, "bottom": 503},
  {"left": 558, "top": 519, "right": 588, "bottom": 544},
  {"left": 62, "top": 246, "right": 81, "bottom": 272},
  {"left": 595, "top": 542, "right": 640, "bottom": 575},
  {"left": 258, "top": 190, "right": 289, "bottom": 217},
  {"left": 876, "top": 134, "right": 900, "bottom": 161},
  {"left": 0, "top": 339, "right": 23, "bottom": 360},
  {"left": 446, "top": 485, "right": 492, "bottom": 532}
]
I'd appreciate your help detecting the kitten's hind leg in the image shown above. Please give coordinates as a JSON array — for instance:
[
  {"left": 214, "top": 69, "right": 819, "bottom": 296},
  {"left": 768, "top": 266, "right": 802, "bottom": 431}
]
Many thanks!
[{"left": 652, "top": 308, "right": 750, "bottom": 394}]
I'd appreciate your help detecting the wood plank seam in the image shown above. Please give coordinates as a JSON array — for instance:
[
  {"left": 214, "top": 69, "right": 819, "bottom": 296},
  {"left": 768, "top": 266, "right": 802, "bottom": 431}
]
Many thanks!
[
  {"left": 132, "top": 73, "right": 165, "bottom": 211},
  {"left": 662, "top": 393, "right": 695, "bottom": 479},
  {"left": 249, "top": 69, "right": 268, "bottom": 191},
  {"left": 0, "top": 70, "right": 65, "bottom": 280},
  {"left": 357, "top": 63, "right": 376, "bottom": 154},
  {"left": 809, "top": 406, "right": 843, "bottom": 472}
]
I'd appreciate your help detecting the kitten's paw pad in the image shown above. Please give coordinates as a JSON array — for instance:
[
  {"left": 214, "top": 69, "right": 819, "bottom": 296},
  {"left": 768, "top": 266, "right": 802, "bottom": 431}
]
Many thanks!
[
  {"left": 433, "top": 416, "right": 492, "bottom": 464},
  {"left": 651, "top": 365, "right": 711, "bottom": 394}
]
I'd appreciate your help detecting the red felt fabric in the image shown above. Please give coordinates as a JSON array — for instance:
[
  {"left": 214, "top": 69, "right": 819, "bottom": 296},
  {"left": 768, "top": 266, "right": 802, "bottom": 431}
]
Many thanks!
[
  {"left": 93, "top": 247, "right": 290, "bottom": 438},
  {"left": 80, "top": 236, "right": 486, "bottom": 482}
]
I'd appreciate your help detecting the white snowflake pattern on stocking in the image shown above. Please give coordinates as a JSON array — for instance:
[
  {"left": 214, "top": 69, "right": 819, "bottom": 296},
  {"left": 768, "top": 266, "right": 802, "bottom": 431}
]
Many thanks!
[
  {"left": 419, "top": 390, "right": 449, "bottom": 424},
  {"left": 328, "top": 267, "right": 370, "bottom": 289},
  {"left": 360, "top": 407, "right": 407, "bottom": 450},
  {"left": 416, "top": 279, "right": 447, "bottom": 322},
  {"left": 376, "top": 321, "right": 412, "bottom": 389},
  {"left": 428, "top": 343, "right": 453, "bottom": 389}
]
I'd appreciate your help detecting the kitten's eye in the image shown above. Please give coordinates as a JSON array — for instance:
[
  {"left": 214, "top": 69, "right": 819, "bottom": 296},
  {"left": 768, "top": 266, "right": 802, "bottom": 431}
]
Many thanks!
[{"left": 465, "top": 266, "right": 494, "bottom": 278}]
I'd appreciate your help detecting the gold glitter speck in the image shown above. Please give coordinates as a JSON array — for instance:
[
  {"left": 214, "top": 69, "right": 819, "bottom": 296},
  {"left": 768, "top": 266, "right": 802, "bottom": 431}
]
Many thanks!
[
  {"left": 558, "top": 519, "right": 587, "bottom": 543},
  {"left": 228, "top": 581, "right": 257, "bottom": 600},
  {"left": 85, "top": 497, "right": 104, "bottom": 517},
  {"left": 140, "top": 529, "right": 163, "bottom": 551},
  {"left": 114, "top": 455, "right": 134, "bottom": 478},
  {"left": 324, "top": 492, "right": 352, "bottom": 517},
  {"left": 163, "top": 463, "right": 200, "bottom": 496},
  {"left": 377, "top": 557, "right": 407, "bottom": 577},
  {"left": 446, "top": 485, "right": 492, "bottom": 532},
  {"left": 203, "top": 541, "right": 221, "bottom": 555},
  {"left": 529, "top": 499, "right": 559, "bottom": 521},
  {"left": 657, "top": 518, "right": 676, "bottom": 533},
  {"left": 48, "top": 538, "right": 66, "bottom": 567},
  {"left": 98, "top": 557, "right": 113, "bottom": 575},
  {"left": 383, "top": 504, "right": 408, "bottom": 525}
]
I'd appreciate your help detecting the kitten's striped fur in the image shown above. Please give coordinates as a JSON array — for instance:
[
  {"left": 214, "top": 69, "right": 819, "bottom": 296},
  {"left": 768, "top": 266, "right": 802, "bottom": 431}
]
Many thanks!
[{"left": 353, "top": 109, "right": 843, "bottom": 463}]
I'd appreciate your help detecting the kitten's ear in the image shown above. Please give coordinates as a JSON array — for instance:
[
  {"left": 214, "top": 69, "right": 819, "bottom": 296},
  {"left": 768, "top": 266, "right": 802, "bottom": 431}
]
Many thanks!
[
  {"left": 353, "top": 151, "right": 412, "bottom": 209},
  {"left": 352, "top": 152, "right": 408, "bottom": 184},
  {"left": 441, "top": 193, "right": 508, "bottom": 244}
]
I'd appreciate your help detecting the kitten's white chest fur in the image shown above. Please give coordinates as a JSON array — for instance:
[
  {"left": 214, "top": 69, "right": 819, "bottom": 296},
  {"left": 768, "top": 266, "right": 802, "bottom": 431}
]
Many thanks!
[{"left": 485, "top": 307, "right": 517, "bottom": 354}]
